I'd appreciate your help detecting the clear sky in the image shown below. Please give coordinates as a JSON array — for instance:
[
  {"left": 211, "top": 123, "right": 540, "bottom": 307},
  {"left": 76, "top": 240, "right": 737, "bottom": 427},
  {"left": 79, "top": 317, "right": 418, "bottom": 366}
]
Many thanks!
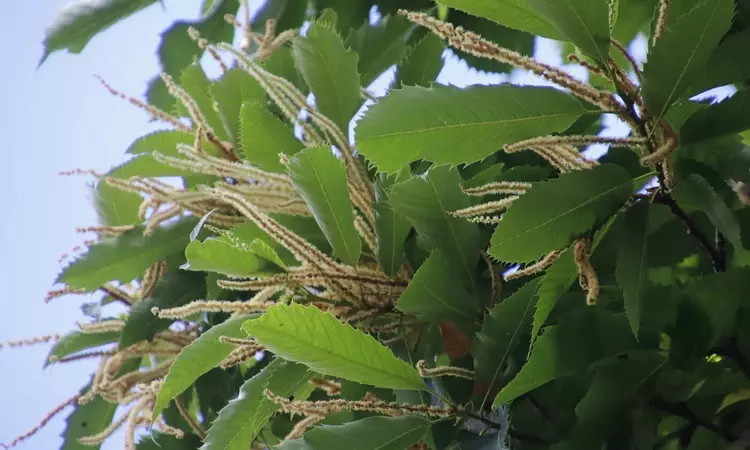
[{"left": 0, "top": 1, "right": 652, "bottom": 449}]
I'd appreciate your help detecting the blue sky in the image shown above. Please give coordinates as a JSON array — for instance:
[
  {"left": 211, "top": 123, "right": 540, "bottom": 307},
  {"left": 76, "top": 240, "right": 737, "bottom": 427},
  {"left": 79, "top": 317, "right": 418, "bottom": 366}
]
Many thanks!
[{"left": 0, "top": 1, "right": 655, "bottom": 448}]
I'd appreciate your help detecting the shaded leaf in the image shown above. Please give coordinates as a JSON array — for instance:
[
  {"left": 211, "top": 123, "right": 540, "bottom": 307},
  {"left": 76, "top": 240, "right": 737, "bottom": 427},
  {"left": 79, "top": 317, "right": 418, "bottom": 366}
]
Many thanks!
[
  {"left": 438, "top": 0, "right": 561, "bottom": 39},
  {"left": 202, "top": 358, "right": 312, "bottom": 450},
  {"left": 346, "top": 14, "right": 414, "bottom": 87},
  {"left": 686, "top": 269, "right": 750, "bottom": 347},
  {"left": 210, "top": 68, "right": 266, "bottom": 146},
  {"left": 388, "top": 166, "right": 480, "bottom": 283},
  {"left": 397, "top": 250, "right": 479, "bottom": 330},
  {"left": 616, "top": 201, "right": 651, "bottom": 337},
  {"left": 239, "top": 102, "right": 303, "bottom": 172},
  {"left": 92, "top": 181, "right": 142, "bottom": 227},
  {"left": 687, "top": 27, "right": 750, "bottom": 97},
  {"left": 493, "top": 310, "right": 641, "bottom": 406},
  {"left": 45, "top": 331, "right": 119, "bottom": 367},
  {"left": 146, "top": 0, "right": 238, "bottom": 111},
  {"left": 681, "top": 88, "right": 750, "bottom": 144},
  {"left": 673, "top": 174, "right": 743, "bottom": 250},
  {"left": 393, "top": 33, "right": 445, "bottom": 88},
  {"left": 641, "top": 0, "right": 734, "bottom": 117},
  {"left": 243, "top": 303, "right": 425, "bottom": 390},
  {"left": 279, "top": 415, "right": 431, "bottom": 450},
  {"left": 40, "top": 0, "right": 158, "bottom": 65},
  {"left": 57, "top": 220, "right": 196, "bottom": 290},
  {"left": 527, "top": 0, "right": 610, "bottom": 64},
  {"left": 489, "top": 164, "right": 635, "bottom": 263},
  {"left": 287, "top": 147, "right": 361, "bottom": 265},
  {"left": 293, "top": 18, "right": 361, "bottom": 131},
  {"left": 152, "top": 315, "right": 256, "bottom": 420},
  {"left": 374, "top": 172, "right": 412, "bottom": 277},
  {"left": 357, "top": 85, "right": 585, "bottom": 172},
  {"left": 119, "top": 271, "right": 206, "bottom": 348},
  {"left": 474, "top": 279, "right": 541, "bottom": 399}
]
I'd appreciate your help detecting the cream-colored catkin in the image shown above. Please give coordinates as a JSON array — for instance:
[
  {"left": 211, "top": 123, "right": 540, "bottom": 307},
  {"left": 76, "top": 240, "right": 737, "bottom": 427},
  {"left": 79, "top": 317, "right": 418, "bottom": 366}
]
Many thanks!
[
  {"left": 416, "top": 360, "right": 475, "bottom": 380},
  {"left": 503, "top": 251, "right": 562, "bottom": 282},
  {"left": 573, "top": 239, "right": 599, "bottom": 305}
]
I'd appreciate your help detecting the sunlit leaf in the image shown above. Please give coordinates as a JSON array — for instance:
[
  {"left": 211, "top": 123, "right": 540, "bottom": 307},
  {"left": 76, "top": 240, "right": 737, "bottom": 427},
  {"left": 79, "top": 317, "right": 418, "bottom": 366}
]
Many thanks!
[
  {"left": 243, "top": 303, "right": 426, "bottom": 390},
  {"left": 92, "top": 180, "right": 142, "bottom": 227},
  {"left": 393, "top": 33, "right": 445, "bottom": 88},
  {"left": 210, "top": 68, "right": 266, "bottom": 146}
]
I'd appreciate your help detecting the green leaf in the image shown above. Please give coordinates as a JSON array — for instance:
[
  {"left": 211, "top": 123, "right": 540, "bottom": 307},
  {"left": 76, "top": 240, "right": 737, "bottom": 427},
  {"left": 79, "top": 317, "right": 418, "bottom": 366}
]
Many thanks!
[
  {"left": 202, "top": 358, "right": 312, "bottom": 450},
  {"left": 119, "top": 272, "right": 205, "bottom": 348},
  {"left": 210, "top": 68, "right": 266, "bottom": 146},
  {"left": 616, "top": 201, "right": 651, "bottom": 338},
  {"left": 493, "top": 310, "right": 641, "bottom": 406},
  {"left": 279, "top": 415, "right": 431, "bottom": 450},
  {"left": 686, "top": 269, "right": 750, "bottom": 346},
  {"left": 152, "top": 315, "right": 256, "bottom": 420},
  {"left": 287, "top": 147, "right": 362, "bottom": 266},
  {"left": 40, "top": 0, "right": 158, "bottom": 65},
  {"left": 677, "top": 135, "right": 750, "bottom": 182},
  {"left": 57, "top": 220, "right": 196, "bottom": 290},
  {"left": 243, "top": 303, "right": 426, "bottom": 390},
  {"left": 393, "top": 34, "right": 445, "bottom": 88},
  {"left": 490, "top": 164, "right": 634, "bottom": 263},
  {"left": 681, "top": 89, "right": 750, "bottom": 144},
  {"left": 108, "top": 154, "right": 195, "bottom": 179},
  {"left": 565, "top": 351, "right": 667, "bottom": 444},
  {"left": 641, "top": 0, "right": 734, "bottom": 117},
  {"left": 293, "top": 19, "right": 361, "bottom": 131},
  {"left": 438, "top": 0, "right": 561, "bottom": 40},
  {"left": 126, "top": 130, "right": 195, "bottom": 155},
  {"left": 45, "top": 331, "right": 119, "bottom": 367},
  {"left": 183, "top": 237, "right": 283, "bottom": 278},
  {"left": 388, "top": 166, "right": 480, "bottom": 283},
  {"left": 374, "top": 172, "right": 412, "bottom": 277},
  {"left": 687, "top": 28, "right": 750, "bottom": 97},
  {"left": 146, "top": 0, "right": 238, "bottom": 111},
  {"left": 526, "top": 0, "right": 610, "bottom": 64},
  {"left": 92, "top": 181, "right": 142, "bottom": 227},
  {"left": 357, "top": 85, "right": 585, "bottom": 172},
  {"left": 179, "top": 64, "right": 229, "bottom": 141},
  {"left": 474, "top": 279, "right": 541, "bottom": 397},
  {"left": 397, "top": 250, "right": 479, "bottom": 329},
  {"left": 531, "top": 250, "right": 577, "bottom": 346},
  {"left": 346, "top": 14, "right": 414, "bottom": 87},
  {"left": 239, "top": 102, "right": 303, "bottom": 172},
  {"left": 673, "top": 174, "right": 743, "bottom": 250}
]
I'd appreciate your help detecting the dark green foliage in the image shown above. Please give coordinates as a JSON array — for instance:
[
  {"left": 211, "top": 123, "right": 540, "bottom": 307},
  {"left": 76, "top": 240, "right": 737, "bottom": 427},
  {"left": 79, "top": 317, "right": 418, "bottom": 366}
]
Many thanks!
[{"left": 29, "top": 0, "right": 750, "bottom": 449}]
